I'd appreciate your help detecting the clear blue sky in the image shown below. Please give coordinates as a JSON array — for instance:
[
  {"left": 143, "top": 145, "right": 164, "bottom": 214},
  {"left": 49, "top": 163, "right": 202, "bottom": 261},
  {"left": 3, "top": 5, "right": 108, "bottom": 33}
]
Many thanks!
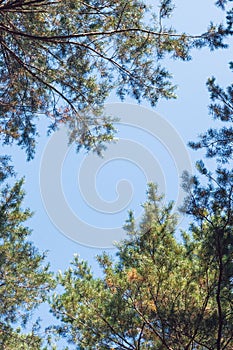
[{"left": 1, "top": 0, "right": 232, "bottom": 345}]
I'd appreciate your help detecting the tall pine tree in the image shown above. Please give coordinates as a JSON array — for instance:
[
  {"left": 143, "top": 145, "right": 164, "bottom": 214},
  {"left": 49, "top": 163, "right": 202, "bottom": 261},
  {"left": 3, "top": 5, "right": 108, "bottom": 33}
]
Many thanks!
[
  {"left": 50, "top": 184, "right": 222, "bottom": 349},
  {"left": 0, "top": 156, "right": 54, "bottom": 349}
]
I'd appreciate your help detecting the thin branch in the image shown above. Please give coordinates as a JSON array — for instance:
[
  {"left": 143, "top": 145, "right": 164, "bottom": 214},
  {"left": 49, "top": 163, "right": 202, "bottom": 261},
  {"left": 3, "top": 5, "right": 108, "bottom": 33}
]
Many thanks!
[
  {"left": 0, "top": 23, "right": 207, "bottom": 42},
  {"left": 137, "top": 322, "right": 145, "bottom": 350}
]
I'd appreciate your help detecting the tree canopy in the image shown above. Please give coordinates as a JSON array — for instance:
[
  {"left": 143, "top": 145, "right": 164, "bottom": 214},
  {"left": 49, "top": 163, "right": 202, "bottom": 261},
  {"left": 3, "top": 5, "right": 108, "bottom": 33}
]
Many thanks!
[
  {"left": 0, "top": 0, "right": 232, "bottom": 159},
  {"left": 49, "top": 180, "right": 233, "bottom": 349},
  {"left": 0, "top": 1, "right": 233, "bottom": 349}
]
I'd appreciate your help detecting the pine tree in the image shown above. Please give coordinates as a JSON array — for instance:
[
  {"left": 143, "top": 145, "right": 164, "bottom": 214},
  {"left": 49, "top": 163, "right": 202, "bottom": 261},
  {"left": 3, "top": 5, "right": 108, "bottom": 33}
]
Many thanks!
[
  {"left": 0, "top": 156, "right": 54, "bottom": 349},
  {"left": 50, "top": 184, "right": 219, "bottom": 349},
  {"left": 181, "top": 135, "right": 233, "bottom": 347}
]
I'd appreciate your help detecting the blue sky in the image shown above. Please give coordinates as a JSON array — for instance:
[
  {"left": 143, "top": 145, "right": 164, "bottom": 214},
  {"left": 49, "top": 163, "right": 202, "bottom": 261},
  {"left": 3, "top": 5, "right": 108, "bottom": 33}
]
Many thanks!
[{"left": 1, "top": 0, "right": 232, "bottom": 344}]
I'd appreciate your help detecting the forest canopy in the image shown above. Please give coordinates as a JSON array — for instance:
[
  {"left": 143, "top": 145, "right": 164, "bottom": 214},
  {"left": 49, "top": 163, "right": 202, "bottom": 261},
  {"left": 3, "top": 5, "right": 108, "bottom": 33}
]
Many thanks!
[{"left": 0, "top": 1, "right": 233, "bottom": 349}]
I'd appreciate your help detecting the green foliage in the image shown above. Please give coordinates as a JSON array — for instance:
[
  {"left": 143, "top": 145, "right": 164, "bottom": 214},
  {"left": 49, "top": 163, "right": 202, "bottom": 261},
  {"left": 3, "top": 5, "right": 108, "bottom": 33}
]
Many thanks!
[
  {"left": 189, "top": 69, "right": 233, "bottom": 163},
  {"left": 0, "top": 329, "right": 43, "bottom": 350},
  {"left": 49, "top": 183, "right": 233, "bottom": 349},
  {"left": 0, "top": 0, "right": 174, "bottom": 158},
  {"left": 181, "top": 166, "right": 233, "bottom": 349},
  {"left": 188, "top": 2, "right": 233, "bottom": 164},
  {"left": 0, "top": 0, "right": 231, "bottom": 159},
  {"left": 0, "top": 157, "right": 54, "bottom": 349},
  {"left": 181, "top": 72, "right": 233, "bottom": 348}
]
